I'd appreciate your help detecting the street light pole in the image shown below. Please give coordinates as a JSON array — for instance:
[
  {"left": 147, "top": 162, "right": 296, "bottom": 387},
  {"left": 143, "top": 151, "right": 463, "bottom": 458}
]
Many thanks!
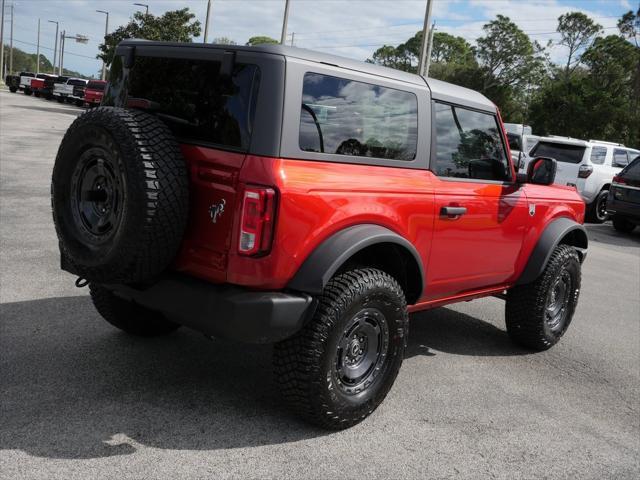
[
  {"left": 59, "top": 30, "right": 64, "bottom": 75},
  {"left": 9, "top": 2, "right": 13, "bottom": 75},
  {"left": 48, "top": 20, "right": 58, "bottom": 75},
  {"left": 133, "top": 3, "right": 148, "bottom": 15},
  {"left": 280, "top": 0, "right": 291, "bottom": 45},
  {"left": 417, "top": 0, "right": 433, "bottom": 77},
  {"left": 96, "top": 10, "right": 109, "bottom": 80},
  {"left": 203, "top": 0, "right": 211, "bottom": 43},
  {"left": 0, "top": 0, "right": 5, "bottom": 79},
  {"left": 36, "top": 18, "right": 40, "bottom": 74}
]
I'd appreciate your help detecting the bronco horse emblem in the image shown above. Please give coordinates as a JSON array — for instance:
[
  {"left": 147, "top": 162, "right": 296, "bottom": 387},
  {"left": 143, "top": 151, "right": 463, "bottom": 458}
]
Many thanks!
[{"left": 209, "top": 199, "right": 226, "bottom": 224}]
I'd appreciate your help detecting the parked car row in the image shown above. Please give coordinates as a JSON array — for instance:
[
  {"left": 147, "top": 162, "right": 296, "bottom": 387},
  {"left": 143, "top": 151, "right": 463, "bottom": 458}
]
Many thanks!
[
  {"left": 503, "top": 123, "right": 639, "bottom": 226},
  {"left": 4, "top": 71, "right": 106, "bottom": 108}
]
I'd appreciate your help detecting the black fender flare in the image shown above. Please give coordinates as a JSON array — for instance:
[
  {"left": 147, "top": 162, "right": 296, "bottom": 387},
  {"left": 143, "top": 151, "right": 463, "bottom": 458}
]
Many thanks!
[
  {"left": 288, "top": 224, "right": 424, "bottom": 300},
  {"left": 516, "top": 217, "right": 588, "bottom": 285}
]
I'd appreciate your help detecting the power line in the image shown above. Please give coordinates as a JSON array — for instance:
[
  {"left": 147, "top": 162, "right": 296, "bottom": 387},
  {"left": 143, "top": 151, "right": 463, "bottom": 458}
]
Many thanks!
[{"left": 12, "top": 37, "right": 96, "bottom": 59}]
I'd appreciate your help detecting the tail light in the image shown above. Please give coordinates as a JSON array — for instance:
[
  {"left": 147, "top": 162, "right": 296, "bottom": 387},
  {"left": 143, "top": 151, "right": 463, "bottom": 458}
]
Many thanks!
[
  {"left": 612, "top": 174, "right": 626, "bottom": 185},
  {"left": 578, "top": 165, "right": 593, "bottom": 178},
  {"left": 238, "top": 186, "right": 276, "bottom": 256}
]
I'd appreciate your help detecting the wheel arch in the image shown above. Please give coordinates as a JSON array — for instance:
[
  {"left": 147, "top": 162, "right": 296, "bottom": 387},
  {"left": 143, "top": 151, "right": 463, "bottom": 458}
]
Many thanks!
[
  {"left": 288, "top": 224, "right": 424, "bottom": 304},
  {"left": 516, "top": 217, "right": 587, "bottom": 285}
]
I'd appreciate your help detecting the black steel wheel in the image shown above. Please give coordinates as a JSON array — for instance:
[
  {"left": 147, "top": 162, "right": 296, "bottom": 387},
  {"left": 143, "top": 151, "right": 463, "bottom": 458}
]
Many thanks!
[
  {"left": 506, "top": 244, "right": 581, "bottom": 351},
  {"left": 274, "top": 268, "right": 408, "bottom": 429}
]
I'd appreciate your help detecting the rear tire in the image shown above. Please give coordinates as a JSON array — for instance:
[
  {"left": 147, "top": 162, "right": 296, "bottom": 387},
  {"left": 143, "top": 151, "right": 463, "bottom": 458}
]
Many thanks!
[
  {"left": 273, "top": 268, "right": 408, "bottom": 429},
  {"left": 506, "top": 244, "right": 581, "bottom": 351},
  {"left": 34, "top": 91, "right": 41, "bottom": 98},
  {"left": 612, "top": 215, "right": 636, "bottom": 233},
  {"left": 24, "top": 89, "right": 32, "bottom": 96},
  {"left": 586, "top": 190, "right": 609, "bottom": 223},
  {"left": 89, "top": 284, "right": 180, "bottom": 337},
  {"left": 9, "top": 86, "right": 17, "bottom": 93}
]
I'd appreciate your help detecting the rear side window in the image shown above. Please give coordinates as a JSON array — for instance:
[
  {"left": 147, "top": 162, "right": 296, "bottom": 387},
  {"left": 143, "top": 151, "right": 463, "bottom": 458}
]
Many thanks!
[
  {"left": 530, "top": 142, "right": 585, "bottom": 164},
  {"left": 68, "top": 79, "right": 86, "bottom": 86},
  {"left": 507, "top": 133, "right": 521, "bottom": 152},
  {"left": 589, "top": 146, "right": 607, "bottom": 165},
  {"left": 433, "top": 102, "right": 511, "bottom": 181},
  {"left": 127, "top": 56, "right": 260, "bottom": 151},
  {"left": 299, "top": 73, "right": 418, "bottom": 160},
  {"left": 87, "top": 81, "right": 105, "bottom": 91},
  {"left": 613, "top": 149, "right": 629, "bottom": 168},
  {"left": 622, "top": 156, "right": 640, "bottom": 178}
]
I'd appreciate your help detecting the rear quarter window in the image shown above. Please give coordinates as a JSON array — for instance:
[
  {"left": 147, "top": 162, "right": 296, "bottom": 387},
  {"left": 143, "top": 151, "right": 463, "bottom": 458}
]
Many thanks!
[
  {"left": 299, "top": 72, "right": 418, "bottom": 161},
  {"left": 530, "top": 142, "right": 585, "bottom": 164},
  {"left": 589, "top": 146, "right": 607, "bottom": 165},
  {"left": 127, "top": 56, "right": 261, "bottom": 152}
]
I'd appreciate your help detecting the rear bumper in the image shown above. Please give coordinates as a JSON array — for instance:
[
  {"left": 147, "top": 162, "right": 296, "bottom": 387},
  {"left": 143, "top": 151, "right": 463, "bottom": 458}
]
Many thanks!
[{"left": 108, "top": 274, "right": 315, "bottom": 344}]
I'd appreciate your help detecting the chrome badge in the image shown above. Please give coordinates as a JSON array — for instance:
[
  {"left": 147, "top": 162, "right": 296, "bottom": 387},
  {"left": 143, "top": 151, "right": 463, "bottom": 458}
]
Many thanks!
[
  {"left": 529, "top": 203, "right": 536, "bottom": 217},
  {"left": 209, "top": 199, "right": 226, "bottom": 224}
]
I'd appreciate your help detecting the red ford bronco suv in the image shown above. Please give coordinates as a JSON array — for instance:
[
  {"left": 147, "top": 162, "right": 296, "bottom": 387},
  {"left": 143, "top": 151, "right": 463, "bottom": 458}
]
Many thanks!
[{"left": 51, "top": 41, "right": 587, "bottom": 429}]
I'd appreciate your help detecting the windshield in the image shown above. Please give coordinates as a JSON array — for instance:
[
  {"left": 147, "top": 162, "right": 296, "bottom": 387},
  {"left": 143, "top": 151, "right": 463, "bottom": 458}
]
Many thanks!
[{"left": 531, "top": 141, "right": 586, "bottom": 164}]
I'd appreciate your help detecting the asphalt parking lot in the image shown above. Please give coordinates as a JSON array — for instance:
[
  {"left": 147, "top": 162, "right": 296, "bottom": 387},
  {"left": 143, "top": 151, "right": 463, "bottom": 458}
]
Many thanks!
[{"left": 1, "top": 88, "right": 638, "bottom": 480}]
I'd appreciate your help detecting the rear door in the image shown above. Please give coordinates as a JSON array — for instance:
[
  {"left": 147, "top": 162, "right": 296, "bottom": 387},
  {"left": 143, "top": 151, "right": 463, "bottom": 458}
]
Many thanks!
[
  {"left": 426, "top": 102, "right": 529, "bottom": 298},
  {"left": 530, "top": 141, "right": 586, "bottom": 188}
]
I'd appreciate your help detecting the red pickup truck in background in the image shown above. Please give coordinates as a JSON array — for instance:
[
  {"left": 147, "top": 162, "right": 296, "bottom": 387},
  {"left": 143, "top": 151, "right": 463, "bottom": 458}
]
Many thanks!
[{"left": 83, "top": 80, "right": 107, "bottom": 107}]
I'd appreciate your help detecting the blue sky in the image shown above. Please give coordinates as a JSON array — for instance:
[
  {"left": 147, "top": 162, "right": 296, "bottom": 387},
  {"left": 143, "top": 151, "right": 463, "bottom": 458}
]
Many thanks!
[{"left": 2, "top": 0, "right": 635, "bottom": 77}]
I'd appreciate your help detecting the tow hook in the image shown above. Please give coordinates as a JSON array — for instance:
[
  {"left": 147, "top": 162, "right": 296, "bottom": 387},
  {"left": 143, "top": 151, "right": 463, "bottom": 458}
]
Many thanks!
[{"left": 75, "top": 277, "right": 89, "bottom": 288}]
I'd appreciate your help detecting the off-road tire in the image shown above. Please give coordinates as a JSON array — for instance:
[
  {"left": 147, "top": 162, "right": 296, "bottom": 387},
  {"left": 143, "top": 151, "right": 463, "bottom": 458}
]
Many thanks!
[
  {"left": 89, "top": 284, "right": 180, "bottom": 336},
  {"left": 612, "top": 215, "right": 636, "bottom": 233},
  {"left": 506, "top": 244, "right": 581, "bottom": 351},
  {"left": 586, "top": 190, "right": 609, "bottom": 223},
  {"left": 273, "top": 268, "right": 408, "bottom": 430},
  {"left": 52, "top": 106, "right": 189, "bottom": 283}
]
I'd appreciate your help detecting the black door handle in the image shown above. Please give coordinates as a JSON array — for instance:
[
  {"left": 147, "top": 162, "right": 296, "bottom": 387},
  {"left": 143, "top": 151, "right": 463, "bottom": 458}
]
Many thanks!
[{"left": 440, "top": 206, "right": 467, "bottom": 218}]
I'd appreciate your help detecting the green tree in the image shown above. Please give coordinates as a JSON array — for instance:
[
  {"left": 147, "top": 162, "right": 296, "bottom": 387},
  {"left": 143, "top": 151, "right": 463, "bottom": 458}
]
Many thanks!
[
  {"left": 246, "top": 36, "right": 279, "bottom": 46},
  {"left": 211, "top": 36, "right": 237, "bottom": 45},
  {"left": 476, "top": 15, "right": 546, "bottom": 92},
  {"left": 556, "top": 12, "right": 601, "bottom": 76},
  {"left": 98, "top": 8, "right": 201, "bottom": 67},
  {"left": 618, "top": 8, "right": 639, "bottom": 47},
  {"left": 1, "top": 46, "right": 54, "bottom": 74}
]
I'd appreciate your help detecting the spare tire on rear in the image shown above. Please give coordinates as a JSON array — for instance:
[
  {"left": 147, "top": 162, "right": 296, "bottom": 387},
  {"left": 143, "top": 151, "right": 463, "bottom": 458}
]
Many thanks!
[{"left": 51, "top": 107, "right": 189, "bottom": 284}]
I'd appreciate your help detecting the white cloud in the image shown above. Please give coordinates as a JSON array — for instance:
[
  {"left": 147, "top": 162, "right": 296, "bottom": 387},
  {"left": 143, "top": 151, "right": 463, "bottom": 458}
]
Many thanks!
[{"left": 2, "top": 0, "right": 628, "bottom": 76}]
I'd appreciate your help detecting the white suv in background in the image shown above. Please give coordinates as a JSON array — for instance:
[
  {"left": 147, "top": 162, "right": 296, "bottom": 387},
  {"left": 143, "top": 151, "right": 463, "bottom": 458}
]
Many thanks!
[{"left": 529, "top": 137, "right": 640, "bottom": 223}]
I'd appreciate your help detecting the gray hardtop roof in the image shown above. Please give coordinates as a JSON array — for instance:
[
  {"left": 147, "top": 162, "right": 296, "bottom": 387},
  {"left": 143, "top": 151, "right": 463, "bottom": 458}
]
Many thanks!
[{"left": 120, "top": 39, "right": 496, "bottom": 112}]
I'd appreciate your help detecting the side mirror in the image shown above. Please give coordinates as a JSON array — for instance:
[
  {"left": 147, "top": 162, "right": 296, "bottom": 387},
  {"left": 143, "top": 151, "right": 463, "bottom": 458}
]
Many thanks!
[{"left": 525, "top": 156, "right": 557, "bottom": 185}]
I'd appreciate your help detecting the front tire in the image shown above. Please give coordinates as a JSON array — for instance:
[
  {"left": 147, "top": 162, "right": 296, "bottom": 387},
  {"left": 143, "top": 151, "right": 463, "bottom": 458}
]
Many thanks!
[
  {"left": 506, "top": 244, "right": 581, "bottom": 351},
  {"left": 586, "top": 190, "right": 609, "bottom": 223},
  {"left": 9, "top": 86, "right": 17, "bottom": 93},
  {"left": 274, "top": 268, "right": 408, "bottom": 429},
  {"left": 89, "top": 284, "right": 180, "bottom": 337}
]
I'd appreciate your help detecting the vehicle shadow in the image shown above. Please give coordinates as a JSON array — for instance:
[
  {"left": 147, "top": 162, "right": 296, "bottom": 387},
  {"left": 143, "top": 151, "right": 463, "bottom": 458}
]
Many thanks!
[
  {"left": 1, "top": 295, "right": 523, "bottom": 460},
  {"left": 407, "top": 306, "right": 527, "bottom": 358}
]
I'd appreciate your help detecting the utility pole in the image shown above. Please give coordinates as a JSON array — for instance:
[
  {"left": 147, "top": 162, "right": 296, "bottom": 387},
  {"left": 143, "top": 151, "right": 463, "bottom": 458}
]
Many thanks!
[
  {"left": 59, "top": 30, "right": 64, "bottom": 75},
  {"left": 417, "top": 0, "right": 433, "bottom": 77},
  {"left": 280, "top": 0, "right": 291, "bottom": 45},
  {"left": 9, "top": 2, "right": 13, "bottom": 75},
  {"left": 48, "top": 20, "right": 58, "bottom": 75},
  {"left": 1, "top": 0, "right": 5, "bottom": 80},
  {"left": 424, "top": 22, "right": 435, "bottom": 77},
  {"left": 96, "top": 10, "right": 109, "bottom": 80},
  {"left": 36, "top": 18, "right": 40, "bottom": 74},
  {"left": 203, "top": 0, "right": 211, "bottom": 43}
]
